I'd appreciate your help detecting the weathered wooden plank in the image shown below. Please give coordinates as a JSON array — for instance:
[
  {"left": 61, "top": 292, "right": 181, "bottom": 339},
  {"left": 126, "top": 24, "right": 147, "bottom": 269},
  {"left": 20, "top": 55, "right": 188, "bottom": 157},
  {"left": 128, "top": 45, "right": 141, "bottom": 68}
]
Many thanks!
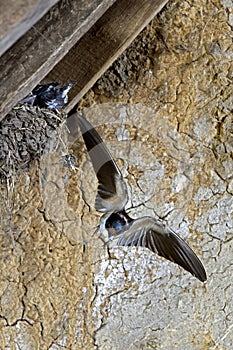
[
  {"left": 0, "top": 0, "right": 117, "bottom": 121},
  {"left": 46, "top": 0, "right": 169, "bottom": 114},
  {"left": 0, "top": 0, "right": 59, "bottom": 57}
]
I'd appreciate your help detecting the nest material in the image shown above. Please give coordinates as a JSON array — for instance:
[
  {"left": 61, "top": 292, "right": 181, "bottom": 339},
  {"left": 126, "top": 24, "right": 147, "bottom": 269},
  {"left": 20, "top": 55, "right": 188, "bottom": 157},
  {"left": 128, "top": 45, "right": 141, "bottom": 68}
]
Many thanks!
[{"left": 0, "top": 105, "right": 66, "bottom": 177}]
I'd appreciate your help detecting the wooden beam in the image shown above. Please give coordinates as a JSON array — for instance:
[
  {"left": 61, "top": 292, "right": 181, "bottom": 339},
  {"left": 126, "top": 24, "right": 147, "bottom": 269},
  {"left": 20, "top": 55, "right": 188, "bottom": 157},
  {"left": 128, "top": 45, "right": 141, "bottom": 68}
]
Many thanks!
[
  {"left": 0, "top": 0, "right": 59, "bottom": 57},
  {"left": 48, "top": 0, "right": 170, "bottom": 114},
  {"left": 0, "top": 0, "right": 117, "bottom": 121}
]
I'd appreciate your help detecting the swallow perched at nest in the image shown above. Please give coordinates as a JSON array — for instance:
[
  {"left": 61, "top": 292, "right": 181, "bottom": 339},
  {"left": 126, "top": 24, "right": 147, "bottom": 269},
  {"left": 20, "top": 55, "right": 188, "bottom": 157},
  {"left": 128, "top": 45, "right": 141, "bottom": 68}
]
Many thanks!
[
  {"left": 20, "top": 82, "right": 76, "bottom": 109},
  {"left": 77, "top": 115, "right": 207, "bottom": 282}
]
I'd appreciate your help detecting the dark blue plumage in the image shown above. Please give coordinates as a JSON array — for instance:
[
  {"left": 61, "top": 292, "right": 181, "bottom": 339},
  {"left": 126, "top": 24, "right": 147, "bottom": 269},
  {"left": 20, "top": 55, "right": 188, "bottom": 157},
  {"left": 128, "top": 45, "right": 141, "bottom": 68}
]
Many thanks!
[{"left": 20, "top": 82, "right": 76, "bottom": 109}]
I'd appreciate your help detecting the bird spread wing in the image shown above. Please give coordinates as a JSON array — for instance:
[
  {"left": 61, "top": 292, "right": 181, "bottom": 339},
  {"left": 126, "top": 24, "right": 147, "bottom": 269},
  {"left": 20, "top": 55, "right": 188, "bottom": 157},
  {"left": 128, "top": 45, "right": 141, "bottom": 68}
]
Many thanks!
[
  {"left": 117, "top": 218, "right": 207, "bottom": 282},
  {"left": 77, "top": 115, "right": 128, "bottom": 213}
]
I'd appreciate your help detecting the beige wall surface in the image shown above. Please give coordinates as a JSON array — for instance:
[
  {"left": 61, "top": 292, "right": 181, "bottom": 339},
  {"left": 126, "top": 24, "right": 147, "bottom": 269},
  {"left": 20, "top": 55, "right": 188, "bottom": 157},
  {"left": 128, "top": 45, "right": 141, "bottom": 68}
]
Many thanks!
[{"left": 0, "top": 0, "right": 232, "bottom": 349}]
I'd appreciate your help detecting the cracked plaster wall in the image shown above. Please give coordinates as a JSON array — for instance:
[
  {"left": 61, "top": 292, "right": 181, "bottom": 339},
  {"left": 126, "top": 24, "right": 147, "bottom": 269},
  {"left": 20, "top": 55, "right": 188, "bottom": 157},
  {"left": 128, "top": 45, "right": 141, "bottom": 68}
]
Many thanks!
[{"left": 0, "top": 0, "right": 233, "bottom": 349}]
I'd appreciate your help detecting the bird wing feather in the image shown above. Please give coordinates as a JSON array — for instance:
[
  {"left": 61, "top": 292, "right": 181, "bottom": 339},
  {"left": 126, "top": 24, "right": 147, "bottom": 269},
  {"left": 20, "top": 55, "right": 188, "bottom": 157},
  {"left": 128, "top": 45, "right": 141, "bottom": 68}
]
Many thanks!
[
  {"left": 117, "top": 218, "right": 207, "bottom": 282},
  {"left": 77, "top": 115, "right": 128, "bottom": 213}
]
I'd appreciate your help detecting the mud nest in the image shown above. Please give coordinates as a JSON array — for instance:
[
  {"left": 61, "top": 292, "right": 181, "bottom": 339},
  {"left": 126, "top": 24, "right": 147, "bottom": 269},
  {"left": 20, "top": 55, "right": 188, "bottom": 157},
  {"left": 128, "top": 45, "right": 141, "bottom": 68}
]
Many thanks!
[
  {"left": 93, "top": 23, "right": 161, "bottom": 97},
  {"left": 0, "top": 105, "right": 66, "bottom": 177}
]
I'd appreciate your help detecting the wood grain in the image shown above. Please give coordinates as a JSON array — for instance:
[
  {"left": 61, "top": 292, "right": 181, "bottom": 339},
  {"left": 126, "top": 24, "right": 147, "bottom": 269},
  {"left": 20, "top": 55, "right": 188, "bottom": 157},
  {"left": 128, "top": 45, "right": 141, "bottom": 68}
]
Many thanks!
[
  {"left": 0, "top": 0, "right": 117, "bottom": 121},
  {"left": 0, "top": 0, "right": 59, "bottom": 57},
  {"left": 48, "top": 0, "right": 169, "bottom": 114},
  {"left": 0, "top": 0, "right": 168, "bottom": 121}
]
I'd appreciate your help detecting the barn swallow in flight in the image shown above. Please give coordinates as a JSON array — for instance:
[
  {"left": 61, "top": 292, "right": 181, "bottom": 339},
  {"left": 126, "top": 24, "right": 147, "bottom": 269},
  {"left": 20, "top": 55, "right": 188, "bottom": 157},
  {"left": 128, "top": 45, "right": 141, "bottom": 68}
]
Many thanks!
[
  {"left": 20, "top": 81, "right": 76, "bottom": 109},
  {"left": 77, "top": 115, "right": 207, "bottom": 282}
]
